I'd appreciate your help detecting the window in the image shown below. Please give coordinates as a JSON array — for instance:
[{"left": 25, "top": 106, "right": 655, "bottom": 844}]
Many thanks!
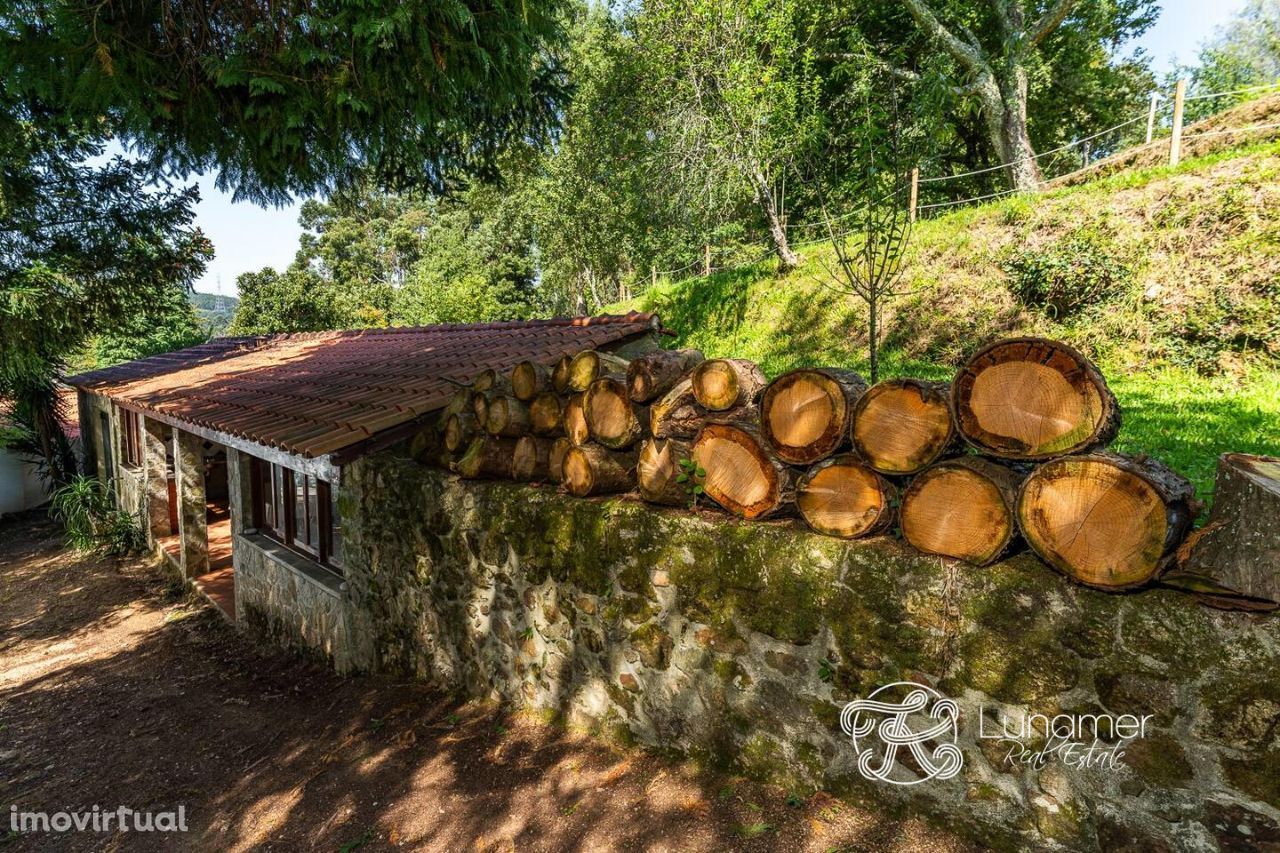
[
  {"left": 250, "top": 458, "right": 342, "bottom": 574},
  {"left": 120, "top": 410, "right": 143, "bottom": 469}
]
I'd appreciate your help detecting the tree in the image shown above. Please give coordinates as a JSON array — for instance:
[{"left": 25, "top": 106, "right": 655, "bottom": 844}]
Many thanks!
[
  {"left": 1, "top": 0, "right": 571, "bottom": 204},
  {"left": 227, "top": 268, "right": 344, "bottom": 336},
  {"left": 92, "top": 286, "right": 209, "bottom": 367},
  {"left": 1176, "top": 1, "right": 1280, "bottom": 122}
]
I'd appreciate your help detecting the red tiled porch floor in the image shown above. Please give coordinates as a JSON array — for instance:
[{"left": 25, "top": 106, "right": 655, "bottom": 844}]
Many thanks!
[{"left": 155, "top": 504, "right": 235, "bottom": 621}]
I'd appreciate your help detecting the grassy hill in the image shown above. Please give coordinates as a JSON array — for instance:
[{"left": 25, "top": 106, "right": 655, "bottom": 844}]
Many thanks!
[
  {"left": 616, "top": 134, "right": 1280, "bottom": 502},
  {"left": 190, "top": 290, "right": 239, "bottom": 336}
]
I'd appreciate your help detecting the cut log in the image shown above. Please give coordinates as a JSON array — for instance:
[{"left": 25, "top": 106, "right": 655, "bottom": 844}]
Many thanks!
[
  {"left": 584, "top": 375, "right": 650, "bottom": 449},
  {"left": 900, "top": 457, "right": 1023, "bottom": 565},
  {"left": 627, "top": 348, "right": 706, "bottom": 403},
  {"left": 852, "top": 379, "right": 957, "bottom": 475},
  {"left": 691, "top": 423, "right": 795, "bottom": 519},
  {"left": 454, "top": 437, "right": 518, "bottom": 480},
  {"left": 563, "top": 393, "right": 590, "bottom": 446},
  {"left": 650, "top": 378, "right": 701, "bottom": 440},
  {"left": 568, "top": 350, "right": 631, "bottom": 393},
  {"left": 409, "top": 427, "right": 451, "bottom": 469},
  {"left": 1016, "top": 452, "right": 1196, "bottom": 590},
  {"left": 548, "top": 437, "right": 573, "bottom": 484},
  {"left": 691, "top": 358, "right": 767, "bottom": 411},
  {"left": 443, "top": 412, "right": 478, "bottom": 453},
  {"left": 473, "top": 389, "right": 496, "bottom": 424},
  {"left": 951, "top": 337, "right": 1120, "bottom": 460},
  {"left": 1168, "top": 453, "right": 1280, "bottom": 610},
  {"left": 562, "top": 445, "right": 638, "bottom": 497},
  {"left": 485, "top": 396, "right": 531, "bottom": 438},
  {"left": 761, "top": 368, "right": 868, "bottom": 465},
  {"left": 552, "top": 355, "right": 574, "bottom": 395},
  {"left": 637, "top": 438, "right": 693, "bottom": 506},
  {"left": 439, "top": 386, "right": 474, "bottom": 426},
  {"left": 511, "top": 360, "right": 551, "bottom": 402},
  {"left": 512, "top": 436, "right": 554, "bottom": 482},
  {"left": 795, "top": 454, "right": 896, "bottom": 538},
  {"left": 529, "top": 392, "right": 565, "bottom": 436},
  {"left": 471, "top": 369, "right": 511, "bottom": 394}
]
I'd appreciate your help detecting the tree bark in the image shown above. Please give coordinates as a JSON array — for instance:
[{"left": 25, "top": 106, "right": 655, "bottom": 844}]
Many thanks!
[
  {"left": 752, "top": 168, "right": 800, "bottom": 270},
  {"left": 454, "top": 437, "right": 518, "bottom": 480},
  {"left": 562, "top": 445, "right": 638, "bottom": 497},
  {"left": 548, "top": 437, "right": 573, "bottom": 484},
  {"left": 627, "top": 348, "right": 705, "bottom": 403}
]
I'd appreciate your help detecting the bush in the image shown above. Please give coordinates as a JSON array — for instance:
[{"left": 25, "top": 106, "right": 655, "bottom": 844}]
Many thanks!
[
  {"left": 51, "top": 476, "right": 146, "bottom": 556},
  {"left": 1002, "top": 230, "right": 1133, "bottom": 319}
]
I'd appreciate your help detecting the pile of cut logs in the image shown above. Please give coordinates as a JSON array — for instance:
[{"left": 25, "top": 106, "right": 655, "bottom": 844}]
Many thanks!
[{"left": 423, "top": 338, "right": 1207, "bottom": 593}]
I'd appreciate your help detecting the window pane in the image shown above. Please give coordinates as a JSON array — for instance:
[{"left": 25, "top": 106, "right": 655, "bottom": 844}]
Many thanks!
[
  {"left": 261, "top": 462, "right": 275, "bottom": 530},
  {"left": 294, "top": 472, "right": 310, "bottom": 552},
  {"left": 272, "top": 465, "right": 285, "bottom": 538},
  {"left": 306, "top": 475, "right": 320, "bottom": 554},
  {"left": 328, "top": 485, "right": 343, "bottom": 568}
]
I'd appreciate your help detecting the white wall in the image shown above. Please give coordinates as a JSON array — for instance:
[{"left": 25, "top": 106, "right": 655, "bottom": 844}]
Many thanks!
[{"left": 0, "top": 449, "right": 50, "bottom": 515}]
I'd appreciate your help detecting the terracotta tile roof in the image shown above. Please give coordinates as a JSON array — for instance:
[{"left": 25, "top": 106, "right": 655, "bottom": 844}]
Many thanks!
[{"left": 67, "top": 313, "right": 659, "bottom": 460}]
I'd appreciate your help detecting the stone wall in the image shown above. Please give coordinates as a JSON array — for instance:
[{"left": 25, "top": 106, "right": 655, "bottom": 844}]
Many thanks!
[{"left": 337, "top": 452, "right": 1280, "bottom": 851}]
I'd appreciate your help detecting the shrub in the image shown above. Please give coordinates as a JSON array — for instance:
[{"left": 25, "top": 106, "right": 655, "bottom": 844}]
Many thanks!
[
  {"left": 1002, "top": 230, "right": 1133, "bottom": 319},
  {"left": 51, "top": 476, "right": 146, "bottom": 556}
]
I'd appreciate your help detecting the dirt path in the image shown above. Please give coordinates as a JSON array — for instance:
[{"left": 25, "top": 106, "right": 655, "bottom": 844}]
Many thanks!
[{"left": 0, "top": 511, "right": 972, "bottom": 852}]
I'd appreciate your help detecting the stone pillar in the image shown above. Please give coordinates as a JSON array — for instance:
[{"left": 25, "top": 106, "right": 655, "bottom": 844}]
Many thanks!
[
  {"left": 174, "top": 429, "right": 208, "bottom": 578},
  {"left": 143, "top": 418, "right": 170, "bottom": 545},
  {"left": 225, "top": 447, "right": 252, "bottom": 538}
]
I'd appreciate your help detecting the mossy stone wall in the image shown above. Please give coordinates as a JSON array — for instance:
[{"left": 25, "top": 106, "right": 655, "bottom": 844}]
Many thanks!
[{"left": 338, "top": 452, "right": 1280, "bottom": 851}]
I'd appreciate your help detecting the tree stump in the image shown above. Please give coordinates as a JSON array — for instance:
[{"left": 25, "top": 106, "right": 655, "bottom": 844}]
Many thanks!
[
  {"left": 548, "top": 437, "right": 573, "bottom": 484},
  {"left": 562, "top": 445, "right": 637, "bottom": 497},
  {"left": 563, "top": 393, "right": 590, "bottom": 446},
  {"left": 512, "top": 435, "right": 553, "bottom": 482},
  {"left": 529, "top": 392, "right": 564, "bottom": 436},
  {"left": 852, "top": 379, "right": 957, "bottom": 474},
  {"left": 901, "top": 457, "right": 1023, "bottom": 565},
  {"left": 568, "top": 349, "right": 631, "bottom": 393},
  {"left": 444, "top": 412, "right": 478, "bottom": 453},
  {"left": 1016, "top": 452, "right": 1196, "bottom": 589},
  {"left": 760, "top": 367, "right": 867, "bottom": 465},
  {"left": 951, "top": 338, "right": 1120, "bottom": 460},
  {"left": 691, "top": 423, "right": 795, "bottom": 519},
  {"left": 485, "top": 396, "right": 531, "bottom": 438},
  {"left": 637, "top": 437, "right": 692, "bottom": 506},
  {"left": 585, "top": 376, "right": 650, "bottom": 449},
  {"left": 796, "top": 454, "right": 896, "bottom": 538},
  {"left": 627, "top": 348, "right": 705, "bottom": 403},
  {"left": 1169, "top": 453, "right": 1280, "bottom": 610},
  {"left": 454, "top": 437, "right": 518, "bottom": 479},
  {"left": 511, "top": 360, "right": 550, "bottom": 402},
  {"left": 692, "top": 358, "right": 767, "bottom": 411}
]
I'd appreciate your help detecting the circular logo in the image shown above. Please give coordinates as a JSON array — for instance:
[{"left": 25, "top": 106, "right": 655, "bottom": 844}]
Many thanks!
[{"left": 840, "top": 681, "right": 963, "bottom": 786}]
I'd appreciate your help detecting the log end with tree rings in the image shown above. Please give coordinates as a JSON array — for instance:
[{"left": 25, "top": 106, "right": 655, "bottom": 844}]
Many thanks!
[
  {"left": 1016, "top": 452, "right": 1195, "bottom": 590},
  {"left": 796, "top": 454, "right": 896, "bottom": 538},
  {"left": 529, "top": 392, "right": 564, "bottom": 436},
  {"left": 900, "top": 457, "right": 1022, "bottom": 565},
  {"left": 691, "top": 423, "right": 793, "bottom": 519},
  {"left": 852, "top": 379, "right": 956, "bottom": 474},
  {"left": 562, "top": 445, "right": 637, "bottom": 497},
  {"left": 444, "top": 412, "right": 477, "bottom": 453},
  {"left": 563, "top": 393, "right": 590, "bottom": 446},
  {"left": 511, "top": 360, "right": 549, "bottom": 402},
  {"left": 485, "top": 396, "right": 530, "bottom": 438},
  {"left": 691, "top": 358, "right": 766, "bottom": 411},
  {"left": 548, "top": 437, "right": 573, "bottom": 483},
  {"left": 472, "top": 368, "right": 498, "bottom": 392},
  {"left": 568, "top": 349, "right": 630, "bottom": 393},
  {"left": 951, "top": 337, "right": 1120, "bottom": 460},
  {"left": 552, "top": 354, "right": 573, "bottom": 395},
  {"left": 455, "top": 436, "right": 518, "bottom": 479},
  {"left": 472, "top": 391, "right": 490, "bottom": 425},
  {"left": 512, "top": 435, "right": 552, "bottom": 482},
  {"left": 637, "top": 437, "right": 691, "bottom": 506},
  {"left": 761, "top": 368, "right": 867, "bottom": 465},
  {"left": 585, "top": 376, "right": 647, "bottom": 449}
]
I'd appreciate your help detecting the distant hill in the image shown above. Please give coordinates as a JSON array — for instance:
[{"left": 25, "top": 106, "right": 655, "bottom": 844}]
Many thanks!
[{"left": 190, "top": 291, "right": 239, "bottom": 337}]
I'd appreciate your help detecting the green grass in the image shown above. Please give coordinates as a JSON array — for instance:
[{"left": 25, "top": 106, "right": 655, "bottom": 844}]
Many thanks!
[{"left": 614, "top": 140, "right": 1280, "bottom": 504}]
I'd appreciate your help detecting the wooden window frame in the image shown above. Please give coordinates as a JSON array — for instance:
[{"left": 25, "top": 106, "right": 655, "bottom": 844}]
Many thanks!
[
  {"left": 249, "top": 457, "right": 342, "bottom": 576},
  {"left": 120, "top": 409, "right": 143, "bottom": 469}
]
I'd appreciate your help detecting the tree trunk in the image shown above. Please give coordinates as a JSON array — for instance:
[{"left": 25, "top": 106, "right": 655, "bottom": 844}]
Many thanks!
[
  {"left": 511, "top": 360, "right": 551, "bottom": 402},
  {"left": 976, "top": 71, "right": 1041, "bottom": 191},
  {"left": 454, "top": 436, "right": 518, "bottom": 480},
  {"left": 752, "top": 168, "right": 799, "bottom": 270},
  {"left": 760, "top": 367, "right": 868, "bottom": 465},
  {"left": 951, "top": 337, "right": 1119, "bottom": 460},
  {"left": 563, "top": 393, "right": 590, "bottom": 446},
  {"left": 692, "top": 423, "right": 796, "bottom": 519},
  {"left": 692, "top": 358, "right": 768, "bottom": 411},
  {"left": 512, "top": 436, "right": 554, "bottom": 482},
  {"left": 485, "top": 396, "right": 531, "bottom": 438},
  {"left": 852, "top": 379, "right": 957, "bottom": 474},
  {"left": 796, "top": 454, "right": 897, "bottom": 539},
  {"left": 562, "top": 445, "right": 638, "bottom": 497},
  {"left": 444, "top": 412, "right": 478, "bottom": 453},
  {"left": 1016, "top": 452, "right": 1197, "bottom": 590},
  {"left": 529, "top": 392, "right": 565, "bottom": 436},
  {"left": 568, "top": 349, "right": 631, "bottom": 392},
  {"left": 584, "top": 376, "right": 650, "bottom": 450},
  {"left": 901, "top": 456, "right": 1023, "bottom": 565},
  {"left": 637, "top": 438, "right": 693, "bottom": 507},
  {"left": 627, "top": 348, "right": 705, "bottom": 403},
  {"left": 1168, "top": 453, "right": 1280, "bottom": 610}
]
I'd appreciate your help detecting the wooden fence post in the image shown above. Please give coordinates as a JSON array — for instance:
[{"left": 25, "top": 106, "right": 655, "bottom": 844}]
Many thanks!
[
  {"left": 703, "top": 243, "right": 711, "bottom": 276},
  {"left": 1145, "top": 91, "right": 1159, "bottom": 144},
  {"left": 651, "top": 268, "right": 657, "bottom": 288},
  {"left": 1169, "top": 79, "right": 1187, "bottom": 167},
  {"left": 909, "top": 167, "right": 919, "bottom": 223}
]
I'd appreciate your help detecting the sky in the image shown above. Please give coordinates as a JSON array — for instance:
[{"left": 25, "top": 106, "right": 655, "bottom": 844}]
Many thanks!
[{"left": 188, "top": 0, "right": 1246, "bottom": 297}]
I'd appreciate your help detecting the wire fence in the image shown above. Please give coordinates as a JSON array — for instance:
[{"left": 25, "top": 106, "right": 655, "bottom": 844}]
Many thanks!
[{"left": 643, "top": 77, "right": 1280, "bottom": 285}]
